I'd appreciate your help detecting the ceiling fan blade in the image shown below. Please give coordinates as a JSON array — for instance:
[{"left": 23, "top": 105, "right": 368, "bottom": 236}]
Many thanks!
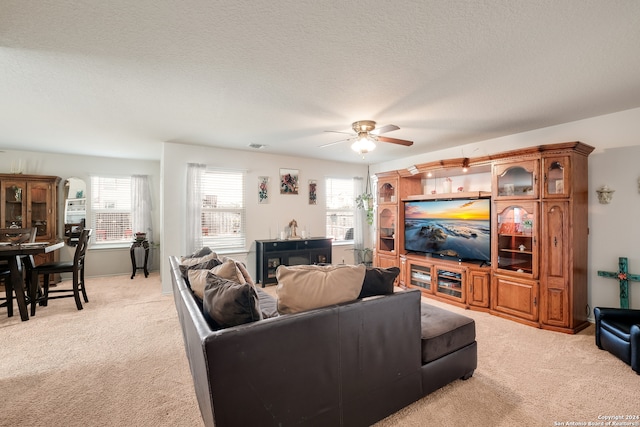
[
  {"left": 377, "top": 136, "right": 414, "bottom": 146},
  {"left": 319, "top": 137, "right": 351, "bottom": 148},
  {"left": 323, "top": 130, "right": 354, "bottom": 135},
  {"left": 371, "top": 124, "right": 400, "bottom": 135}
]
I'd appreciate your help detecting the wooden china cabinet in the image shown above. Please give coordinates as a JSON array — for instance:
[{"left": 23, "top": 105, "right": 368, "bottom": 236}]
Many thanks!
[
  {"left": 375, "top": 141, "right": 594, "bottom": 334},
  {"left": 0, "top": 173, "right": 61, "bottom": 268},
  {"left": 490, "top": 144, "right": 593, "bottom": 333}
]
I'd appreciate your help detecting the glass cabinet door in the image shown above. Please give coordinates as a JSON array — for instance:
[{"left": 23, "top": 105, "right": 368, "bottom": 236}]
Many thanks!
[
  {"left": 3, "top": 180, "right": 26, "bottom": 228},
  {"left": 543, "top": 156, "right": 571, "bottom": 198},
  {"left": 378, "top": 207, "right": 396, "bottom": 252},
  {"left": 493, "top": 160, "right": 539, "bottom": 199},
  {"left": 493, "top": 201, "right": 538, "bottom": 279},
  {"left": 28, "top": 181, "right": 52, "bottom": 238},
  {"left": 409, "top": 263, "right": 432, "bottom": 292},
  {"left": 435, "top": 267, "right": 465, "bottom": 301},
  {"left": 377, "top": 179, "right": 397, "bottom": 204}
]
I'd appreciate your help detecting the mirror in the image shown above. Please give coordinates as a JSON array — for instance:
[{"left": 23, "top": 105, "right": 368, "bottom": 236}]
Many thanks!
[{"left": 64, "top": 177, "right": 87, "bottom": 246}]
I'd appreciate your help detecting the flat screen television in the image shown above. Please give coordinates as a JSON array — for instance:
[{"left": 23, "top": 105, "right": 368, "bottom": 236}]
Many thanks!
[{"left": 404, "top": 197, "right": 491, "bottom": 263}]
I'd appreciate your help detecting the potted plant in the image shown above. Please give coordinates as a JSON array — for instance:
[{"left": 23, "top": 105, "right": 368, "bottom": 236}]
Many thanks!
[{"left": 355, "top": 192, "right": 374, "bottom": 225}]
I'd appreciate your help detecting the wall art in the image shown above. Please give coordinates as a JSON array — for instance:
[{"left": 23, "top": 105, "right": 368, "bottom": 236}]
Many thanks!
[
  {"left": 258, "top": 176, "right": 269, "bottom": 204},
  {"left": 308, "top": 180, "right": 317, "bottom": 205},
  {"left": 280, "top": 168, "right": 299, "bottom": 194}
]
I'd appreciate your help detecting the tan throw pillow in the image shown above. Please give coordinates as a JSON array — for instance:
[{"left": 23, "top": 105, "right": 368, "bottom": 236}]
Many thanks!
[
  {"left": 219, "top": 256, "right": 255, "bottom": 287},
  {"left": 187, "top": 269, "right": 210, "bottom": 299},
  {"left": 275, "top": 264, "right": 366, "bottom": 314},
  {"left": 211, "top": 259, "right": 247, "bottom": 285}
]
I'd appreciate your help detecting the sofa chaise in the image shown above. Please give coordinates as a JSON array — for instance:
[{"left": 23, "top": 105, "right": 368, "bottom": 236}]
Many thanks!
[{"left": 170, "top": 255, "right": 477, "bottom": 426}]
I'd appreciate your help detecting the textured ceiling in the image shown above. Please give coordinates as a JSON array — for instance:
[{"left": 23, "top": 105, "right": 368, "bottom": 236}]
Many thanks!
[{"left": 2, "top": 0, "right": 640, "bottom": 164}]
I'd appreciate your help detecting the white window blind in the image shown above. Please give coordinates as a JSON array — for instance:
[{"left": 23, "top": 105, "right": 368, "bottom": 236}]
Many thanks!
[
  {"left": 90, "top": 176, "right": 132, "bottom": 243},
  {"left": 201, "top": 169, "right": 246, "bottom": 251},
  {"left": 325, "top": 177, "right": 354, "bottom": 241}
]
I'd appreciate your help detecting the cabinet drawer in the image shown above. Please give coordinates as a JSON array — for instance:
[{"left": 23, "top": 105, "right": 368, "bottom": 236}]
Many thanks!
[{"left": 297, "top": 239, "right": 331, "bottom": 250}]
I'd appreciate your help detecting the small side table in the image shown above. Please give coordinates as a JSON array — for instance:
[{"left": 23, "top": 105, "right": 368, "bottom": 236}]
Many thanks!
[{"left": 130, "top": 239, "right": 150, "bottom": 279}]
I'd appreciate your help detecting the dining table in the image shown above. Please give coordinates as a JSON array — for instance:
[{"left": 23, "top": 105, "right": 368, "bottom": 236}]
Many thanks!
[{"left": 1, "top": 240, "right": 64, "bottom": 321}]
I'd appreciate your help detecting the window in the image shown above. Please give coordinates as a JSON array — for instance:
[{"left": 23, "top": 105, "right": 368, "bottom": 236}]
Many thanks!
[
  {"left": 90, "top": 176, "right": 132, "bottom": 244},
  {"left": 201, "top": 169, "right": 246, "bottom": 251},
  {"left": 325, "top": 177, "right": 354, "bottom": 241}
]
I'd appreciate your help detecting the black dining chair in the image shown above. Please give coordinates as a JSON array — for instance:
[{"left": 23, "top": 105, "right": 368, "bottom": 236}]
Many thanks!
[
  {"left": 30, "top": 229, "right": 91, "bottom": 315},
  {"left": 0, "top": 227, "right": 37, "bottom": 317}
]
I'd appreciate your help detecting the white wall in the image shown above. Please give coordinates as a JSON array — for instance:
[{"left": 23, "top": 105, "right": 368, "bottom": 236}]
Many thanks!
[
  {"left": 1, "top": 149, "right": 161, "bottom": 277},
  {"left": 589, "top": 145, "right": 640, "bottom": 310},
  {"left": 371, "top": 106, "right": 640, "bottom": 316},
  {"left": 160, "top": 142, "right": 369, "bottom": 293}
]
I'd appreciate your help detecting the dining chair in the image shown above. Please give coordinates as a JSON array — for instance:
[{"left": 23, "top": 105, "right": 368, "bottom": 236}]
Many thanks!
[
  {"left": 0, "top": 227, "right": 37, "bottom": 317},
  {"left": 30, "top": 229, "right": 92, "bottom": 315}
]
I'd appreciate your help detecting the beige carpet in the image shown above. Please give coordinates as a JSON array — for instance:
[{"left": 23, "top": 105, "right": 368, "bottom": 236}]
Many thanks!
[
  {"left": 0, "top": 273, "right": 203, "bottom": 427},
  {"left": 2, "top": 277, "right": 639, "bottom": 427}
]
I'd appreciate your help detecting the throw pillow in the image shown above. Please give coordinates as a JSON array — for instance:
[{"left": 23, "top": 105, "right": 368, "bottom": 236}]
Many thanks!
[
  {"left": 187, "top": 269, "right": 211, "bottom": 299},
  {"left": 358, "top": 266, "right": 400, "bottom": 298},
  {"left": 179, "top": 253, "right": 221, "bottom": 281},
  {"left": 211, "top": 259, "right": 247, "bottom": 285},
  {"left": 219, "top": 256, "right": 255, "bottom": 287},
  {"left": 179, "top": 251, "right": 217, "bottom": 265},
  {"left": 275, "top": 264, "right": 366, "bottom": 314},
  {"left": 182, "top": 246, "right": 213, "bottom": 259},
  {"left": 202, "top": 273, "right": 262, "bottom": 329}
]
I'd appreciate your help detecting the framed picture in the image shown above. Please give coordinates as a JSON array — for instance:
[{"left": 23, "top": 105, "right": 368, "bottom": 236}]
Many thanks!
[
  {"left": 258, "top": 176, "right": 269, "bottom": 204},
  {"left": 308, "top": 180, "right": 317, "bottom": 204},
  {"left": 280, "top": 168, "right": 299, "bottom": 194}
]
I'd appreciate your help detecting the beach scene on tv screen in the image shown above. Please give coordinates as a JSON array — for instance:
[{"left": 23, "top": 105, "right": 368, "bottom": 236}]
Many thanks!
[{"left": 404, "top": 198, "right": 491, "bottom": 262}]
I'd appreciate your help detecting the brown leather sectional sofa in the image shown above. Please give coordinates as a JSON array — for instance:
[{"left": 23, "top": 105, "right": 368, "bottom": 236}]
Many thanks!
[{"left": 170, "top": 256, "right": 477, "bottom": 426}]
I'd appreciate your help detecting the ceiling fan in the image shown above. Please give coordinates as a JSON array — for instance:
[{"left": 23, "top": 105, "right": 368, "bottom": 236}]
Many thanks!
[{"left": 321, "top": 120, "right": 414, "bottom": 154}]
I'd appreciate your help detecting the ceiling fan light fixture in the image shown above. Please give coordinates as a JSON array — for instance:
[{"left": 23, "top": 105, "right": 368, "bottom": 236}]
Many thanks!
[{"left": 351, "top": 134, "right": 376, "bottom": 154}]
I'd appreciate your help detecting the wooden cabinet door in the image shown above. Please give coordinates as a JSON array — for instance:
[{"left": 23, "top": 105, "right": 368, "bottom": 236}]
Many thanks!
[
  {"left": 491, "top": 274, "right": 539, "bottom": 322},
  {"left": 27, "top": 180, "right": 56, "bottom": 241},
  {"left": 492, "top": 159, "right": 539, "bottom": 200},
  {"left": 376, "top": 253, "right": 399, "bottom": 285},
  {"left": 1, "top": 179, "right": 27, "bottom": 228},
  {"left": 467, "top": 268, "right": 490, "bottom": 308},
  {"left": 540, "top": 201, "right": 570, "bottom": 328},
  {"left": 493, "top": 201, "right": 539, "bottom": 279},
  {"left": 542, "top": 155, "right": 572, "bottom": 199},
  {"left": 434, "top": 265, "right": 466, "bottom": 303}
]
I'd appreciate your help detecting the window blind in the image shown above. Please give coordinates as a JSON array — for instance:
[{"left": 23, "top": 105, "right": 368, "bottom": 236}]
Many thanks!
[
  {"left": 90, "top": 176, "right": 132, "bottom": 243},
  {"left": 201, "top": 169, "right": 246, "bottom": 251},
  {"left": 325, "top": 177, "right": 354, "bottom": 241}
]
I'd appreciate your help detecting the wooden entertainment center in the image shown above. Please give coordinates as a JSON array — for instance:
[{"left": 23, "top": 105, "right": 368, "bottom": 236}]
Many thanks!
[{"left": 374, "top": 142, "right": 594, "bottom": 334}]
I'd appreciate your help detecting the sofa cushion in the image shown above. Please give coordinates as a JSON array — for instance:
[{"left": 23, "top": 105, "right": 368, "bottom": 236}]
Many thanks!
[
  {"left": 183, "top": 246, "right": 213, "bottom": 259},
  {"left": 187, "top": 269, "right": 211, "bottom": 299},
  {"left": 180, "top": 251, "right": 218, "bottom": 265},
  {"left": 179, "top": 253, "right": 221, "bottom": 280},
  {"left": 276, "top": 264, "right": 366, "bottom": 314},
  {"left": 358, "top": 266, "right": 400, "bottom": 298},
  {"left": 202, "top": 273, "right": 262, "bottom": 329},
  {"left": 185, "top": 259, "right": 246, "bottom": 299},
  {"left": 420, "top": 302, "right": 476, "bottom": 363},
  {"left": 220, "top": 256, "right": 255, "bottom": 287},
  {"left": 255, "top": 287, "right": 279, "bottom": 318},
  {"left": 211, "top": 259, "right": 247, "bottom": 284}
]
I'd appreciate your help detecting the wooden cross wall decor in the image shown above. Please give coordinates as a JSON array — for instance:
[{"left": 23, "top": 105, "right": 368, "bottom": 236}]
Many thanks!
[{"left": 597, "top": 257, "right": 640, "bottom": 309}]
